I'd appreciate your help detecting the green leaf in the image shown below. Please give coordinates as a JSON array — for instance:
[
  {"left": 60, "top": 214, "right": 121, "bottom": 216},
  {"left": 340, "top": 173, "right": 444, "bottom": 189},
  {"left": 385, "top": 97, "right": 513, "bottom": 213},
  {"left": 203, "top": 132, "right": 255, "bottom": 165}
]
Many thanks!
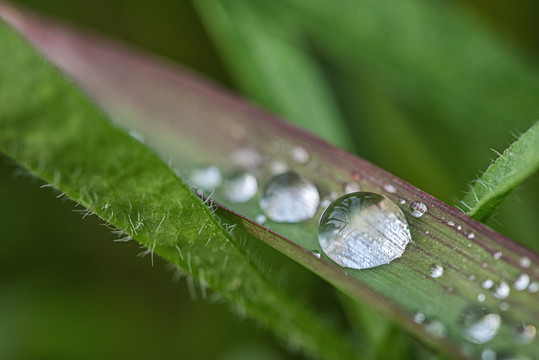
[
  {"left": 3, "top": 5, "right": 539, "bottom": 360},
  {"left": 461, "top": 121, "right": 539, "bottom": 222},
  {"left": 0, "top": 15, "right": 359, "bottom": 360},
  {"left": 192, "top": 0, "right": 353, "bottom": 150}
]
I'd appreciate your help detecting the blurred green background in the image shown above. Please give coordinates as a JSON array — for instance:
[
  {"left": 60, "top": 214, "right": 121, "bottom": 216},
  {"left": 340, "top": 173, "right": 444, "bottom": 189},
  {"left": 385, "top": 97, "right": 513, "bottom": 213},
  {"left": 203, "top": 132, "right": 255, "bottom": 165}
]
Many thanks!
[{"left": 1, "top": 0, "right": 539, "bottom": 358}]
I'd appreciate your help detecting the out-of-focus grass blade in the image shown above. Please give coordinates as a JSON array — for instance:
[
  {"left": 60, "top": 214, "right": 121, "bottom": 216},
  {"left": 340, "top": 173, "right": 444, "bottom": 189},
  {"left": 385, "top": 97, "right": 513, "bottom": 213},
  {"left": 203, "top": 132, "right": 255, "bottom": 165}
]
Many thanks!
[
  {"left": 4, "top": 5, "right": 539, "bottom": 359},
  {"left": 192, "top": 0, "right": 353, "bottom": 150},
  {"left": 461, "top": 121, "right": 539, "bottom": 222},
  {"left": 0, "top": 13, "right": 361, "bottom": 360}
]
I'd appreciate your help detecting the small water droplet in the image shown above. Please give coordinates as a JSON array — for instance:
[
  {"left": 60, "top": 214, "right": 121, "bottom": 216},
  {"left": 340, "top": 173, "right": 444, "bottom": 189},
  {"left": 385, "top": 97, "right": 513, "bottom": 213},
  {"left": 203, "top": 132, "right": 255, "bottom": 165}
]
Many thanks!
[
  {"left": 468, "top": 232, "right": 476, "bottom": 239},
  {"left": 430, "top": 264, "right": 444, "bottom": 278},
  {"left": 499, "top": 302, "right": 510, "bottom": 312},
  {"left": 320, "top": 199, "right": 332, "bottom": 209},
  {"left": 223, "top": 172, "right": 258, "bottom": 203},
  {"left": 493, "top": 281, "right": 510, "bottom": 299},
  {"left": 481, "top": 349, "right": 496, "bottom": 360},
  {"left": 424, "top": 319, "right": 446, "bottom": 339},
  {"left": 231, "top": 147, "right": 262, "bottom": 170},
  {"left": 343, "top": 182, "right": 361, "bottom": 194},
  {"left": 255, "top": 214, "right": 267, "bottom": 224},
  {"left": 478, "top": 294, "right": 486, "bottom": 302},
  {"left": 447, "top": 220, "right": 455, "bottom": 227},
  {"left": 190, "top": 166, "right": 222, "bottom": 191},
  {"left": 291, "top": 146, "right": 309, "bottom": 164},
  {"left": 520, "top": 256, "right": 531, "bottom": 268},
  {"left": 414, "top": 312, "right": 426, "bottom": 324},
  {"left": 528, "top": 282, "right": 539, "bottom": 293},
  {"left": 383, "top": 184, "right": 397, "bottom": 193},
  {"left": 312, "top": 250, "right": 322, "bottom": 259},
  {"left": 514, "top": 323, "right": 537, "bottom": 344},
  {"left": 514, "top": 274, "right": 530, "bottom": 291},
  {"left": 481, "top": 262, "right": 488, "bottom": 269},
  {"left": 260, "top": 172, "right": 319, "bottom": 223},
  {"left": 399, "top": 199, "right": 406, "bottom": 205},
  {"left": 410, "top": 201, "right": 427, "bottom": 218},
  {"left": 457, "top": 225, "right": 462, "bottom": 231},
  {"left": 425, "top": 230, "right": 430, "bottom": 235},
  {"left": 317, "top": 192, "right": 411, "bottom": 270},
  {"left": 268, "top": 160, "right": 289, "bottom": 175},
  {"left": 482, "top": 279, "right": 494, "bottom": 290},
  {"left": 493, "top": 251, "right": 502, "bottom": 260},
  {"left": 461, "top": 306, "right": 501, "bottom": 344}
]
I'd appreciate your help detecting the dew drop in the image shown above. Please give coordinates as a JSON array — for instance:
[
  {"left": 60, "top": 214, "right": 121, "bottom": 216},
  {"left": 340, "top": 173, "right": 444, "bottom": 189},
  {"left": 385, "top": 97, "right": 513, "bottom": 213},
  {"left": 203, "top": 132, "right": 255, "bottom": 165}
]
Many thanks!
[
  {"left": 414, "top": 312, "right": 426, "bottom": 324},
  {"left": 383, "top": 184, "right": 397, "bottom": 193},
  {"left": 478, "top": 294, "right": 486, "bottom": 303},
  {"left": 514, "top": 274, "right": 530, "bottom": 291},
  {"left": 260, "top": 172, "right": 319, "bottom": 223},
  {"left": 468, "top": 232, "right": 476, "bottom": 239},
  {"left": 528, "top": 282, "right": 539, "bottom": 293},
  {"left": 190, "top": 166, "right": 222, "bottom": 192},
  {"left": 447, "top": 220, "right": 455, "bottom": 227},
  {"left": 320, "top": 199, "right": 332, "bottom": 209},
  {"left": 461, "top": 306, "right": 501, "bottom": 344},
  {"left": 312, "top": 250, "right": 322, "bottom": 259},
  {"left": 231, "top": 147, "right": 262, "bottom": 170},
  {"left": 255, "top": 214, "right": 267, "bottom": 224},
  {"left": 399, "top": 199, "right": 406, "bottom": 205},
  {"left": 424, "top": 319, "right": 446, "bottom": 339},
  {"left": 268, "top": 160, "right": 289, "bottom": 175},
  {"left": 410, "top": 201, "right": 428, "bottom": 218},
  {"left": 457, "top": 225, "right": 462, "bottom": 231},
  {"left": 520, "top": 256, "right": 531, "bottom": 268},
  {"left": 343, "top": 182, "right": 361, "bottom": 194},
  {"left": 291, "top": 146, "right": 309, "bottom": 164},
  {"left": 317, "top": 192, "right": 411, "bottom": 270},
  {"left": 482, "top": 279, "right": 494, "bottom": 290},
  {"left": 499, "top": 302, "right": 510, "bottom": 312},
  {"left": 430, "top": 264, "right": 444, "bottom": 278},
  {"left": 223, "top": 172, "right": 258, "bottom": 203},
  {"left": 492, "top": 251, "right": 502, "bottom": 260},
  {"left": 481, "top": 349, "right": 496, "bottom": 360},
  {"left": 514, "top": 323, "right": 537, "bottom": 344},
  {"left": 493, "top": 281, "right": 510, "bottom": 299}
]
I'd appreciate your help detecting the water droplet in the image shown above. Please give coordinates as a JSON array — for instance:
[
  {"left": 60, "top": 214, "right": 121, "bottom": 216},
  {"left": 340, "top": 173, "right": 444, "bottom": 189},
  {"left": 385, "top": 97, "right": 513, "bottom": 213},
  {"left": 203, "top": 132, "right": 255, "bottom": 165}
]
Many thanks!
[
  {"left": 478, "top": 294, "right": 486, "bottom": 302},
  {"left": 481, "top": 349, "right": 496, "bottom": 360},
  {"left": 312, "top": 250, "right": 322, "bottom": 259},
  {"left": 482, "top": 279, "right": 494, "bottom": 290},
  {"left": 399, "top": 199, "right": 406, "bottom": 205},
  {"left": 291, "top": 146, "right": 309, "bottom": 164},
  {"left": 469, "top": 275, "right": 476, "bottom": 281},
  {"left": 414, "top": 312, "right": 426, "bottom": 324},
  {"left": 410, "top": 201, "right": 427, "bottom": 218},
  {"left": 528, "top": 282, "right": 539, "bottom": 293},
  {"left": 461, "top": 306, "right": 501, "bottom": 344},
  {"left": 268, "top": 159, "right": 289, "bottom": 175},
  {"left": 260, "top": 172, "right": 319, "bottom": 223},
  {"left": 343, "top": 182, "right": 361, "bottom": 194},
  {"left": 317, "top": 192, "right": 411, "bottom": 270},
  {"left": 514, "top": 274, "right": 530, "bottom": 291},
  {"left": 457, "top": 225, "right": 462, "bottom": 231},
  {"left": 383, "top": 184, "right": 397, "bottom": 193},
  {"left": 231, "top": 147, "right": 262, "bottom": 170},
  {"left": 520, "top": 256, "right": 531, "bottom": 268},
  {"left": 499, "top": 302, "right": 510, "bottom": 312},
  {"left": 481, "top": 262, "right": 488, "bottom": 269},
  {"left": 447, "top": 220, "right": 455, "bottom": 227},
  {"left": 430, "top": 264, "right": 444, "bottom": 278},
  {"left": 514, "top": 323, "right": 537, "bottom": 344},
  {"left": 493, "top": 281, "right": 510, "bottom": 299},
  {"left": 320, "top": 199, "right": 332, "bottom": 209},
  {"left": 255, "top": 214, "right": 267, "bottom": 224},
  {"left": 223, "top": 172, "right": 258, "bottom": 203},
  {"left": 425, "top": 230, "right": 430, "bottom": 235},
  {"left": 493, "top": 251, "right": 502, "bottom": 260},
  {"left": 468, "top": 232, "right": 476, "bottom": 239},
  {"left": 424, "top": 319, "right": 446, "bottom": 339},
  {"left": 190, "top": 166, "right": 222, "bottom": 191}
]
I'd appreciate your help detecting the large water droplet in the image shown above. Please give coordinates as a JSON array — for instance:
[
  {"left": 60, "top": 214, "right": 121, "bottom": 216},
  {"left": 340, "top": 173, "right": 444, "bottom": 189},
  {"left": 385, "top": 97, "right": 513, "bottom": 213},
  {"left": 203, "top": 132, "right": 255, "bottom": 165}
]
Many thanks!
[
  {"left": 260, "top": 172, "right": 319, "bottom": 223},
  {"left": 410, "top": 201, "right": 427, "bottom": 218},
  {"left": 430, "top": 264, "right": 444, "bottom": 278},
  {"left": 189, "top": 166, "right": 222, "bottom": 191},
  {"left": 514, "top": 274, "right": 530, "bottom": 291},
  {"left": 223, "top": 172, "right": 258, "bottom": 203},
  {"left": 317, "top": 192, "right": 411, "bottom": 270},
  {"left": 461, "top": 306, "right": 501, "bottom": 344}
]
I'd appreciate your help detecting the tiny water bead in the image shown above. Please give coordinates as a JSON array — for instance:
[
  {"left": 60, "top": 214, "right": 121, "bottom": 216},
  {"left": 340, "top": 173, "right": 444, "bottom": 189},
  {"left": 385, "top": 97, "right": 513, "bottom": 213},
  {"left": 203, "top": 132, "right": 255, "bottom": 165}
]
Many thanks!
[
  {"left": 481, "top": 349, "right": 496, "bottom": 360},
  {"left": 410, "top": 201, "right": 427, "bottom": 218},
  {"left": 429, "top": 264, "right": 444, "bottom": 278},
  {"left": 291, "top": 146, "right": 309, "bottom": 164},
  {"left": 514, "top": 274, "right": 530, "bottom": 291},
  {"left": 482, "top": 279, "right": 494, "bottom": 290},
  {"left": 223, "top": 172, "right": 258, "bottom": 203},
  {"left": 255, "top": 214, "right": 267, "bottom": 224},
  {"left": 312, "top": 250, "right": 322, "bottom": 259},
  {"left": 493, "top": 281, "right": 510, "bottom": 299},
  {"left": 520, "top": 256, "right": 531, "bottom": 268},
  {"left": 189, "top": 166, "right": 222, "bottom": 191},
  {"left": 343, "top": 182, "right": 361, "bottom": 194},
  {"left": 461, "top": 306, "right": 501, "bottom": 344},
  {"left": 260, "top": 172, "right": 320, "bottom": 223},
  {"left": 317, "top": 192, "right": 411, "bottom": 270},
  {"left": 478, "top": 294, "right": 486, "bottom": 303},
  {"left": 383, "top": 184, "right": 397, "bottom": 193},
  {"left": 492, "top": 251, "right": 502, "bottom": 260}
]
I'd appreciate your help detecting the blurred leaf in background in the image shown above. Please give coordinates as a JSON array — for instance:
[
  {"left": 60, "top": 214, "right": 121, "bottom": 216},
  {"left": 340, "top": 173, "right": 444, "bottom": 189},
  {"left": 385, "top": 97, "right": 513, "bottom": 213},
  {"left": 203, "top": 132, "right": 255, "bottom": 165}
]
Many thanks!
[{"left": 2, "top": 0, "right": 539, "bottom": 358}]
